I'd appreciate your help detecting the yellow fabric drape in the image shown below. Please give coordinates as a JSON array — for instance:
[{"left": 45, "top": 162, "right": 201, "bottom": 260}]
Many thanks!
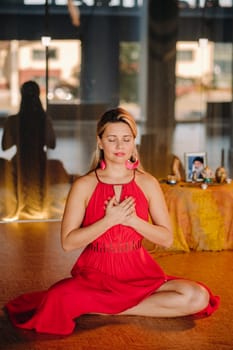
[{"left": 160, "top": 181, "right": 233, "bottom": 252}]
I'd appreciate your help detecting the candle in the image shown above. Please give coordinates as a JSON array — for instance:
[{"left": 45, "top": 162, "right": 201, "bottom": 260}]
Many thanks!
[{"left": 221, "top": 149, "right": 224, "bottom": 167}]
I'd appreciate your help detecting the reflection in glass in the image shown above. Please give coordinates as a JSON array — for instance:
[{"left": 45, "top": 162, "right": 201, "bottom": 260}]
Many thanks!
[
  {"left": 0, "top": 1, "right": 232, "bottom": 220},
  {"left": 1, "top": 81, "right": 56, "bottom": 220}
]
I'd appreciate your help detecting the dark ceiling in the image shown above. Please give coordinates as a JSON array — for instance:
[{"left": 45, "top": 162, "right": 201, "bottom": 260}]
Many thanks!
[{"left": 0, "top": 2, "right": 232, "bottom": 42}]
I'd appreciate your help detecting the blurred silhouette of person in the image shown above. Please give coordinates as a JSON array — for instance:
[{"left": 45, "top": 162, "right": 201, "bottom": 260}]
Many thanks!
[{"left": 1, "top": 80, "right": 56, "bottom": 219}]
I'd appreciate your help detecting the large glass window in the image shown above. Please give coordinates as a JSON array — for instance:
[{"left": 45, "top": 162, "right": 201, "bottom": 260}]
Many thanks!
[{"left": 0, "top": 0, "right": 232, "bottom": 221}]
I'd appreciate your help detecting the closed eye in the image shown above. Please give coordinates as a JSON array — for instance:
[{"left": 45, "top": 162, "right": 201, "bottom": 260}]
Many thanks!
[{"left": 106, "top": 135, "right": 133, "bottom": 142}]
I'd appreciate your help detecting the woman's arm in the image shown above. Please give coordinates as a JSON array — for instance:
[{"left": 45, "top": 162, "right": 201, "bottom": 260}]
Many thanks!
[
  {"left": 1, "top": 117, "right": 17, "bottom": 150},
  {"left": 123, "top": 173, "right": 173, "bottom": 248}
]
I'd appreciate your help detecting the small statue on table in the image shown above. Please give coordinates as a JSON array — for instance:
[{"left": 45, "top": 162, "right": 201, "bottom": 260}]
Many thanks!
[
  {"left": 202, "top": 166, "right": 214, "bottom": 183},
  {"left": 215, "top": 167, "right": 227, "bottom": 183}
]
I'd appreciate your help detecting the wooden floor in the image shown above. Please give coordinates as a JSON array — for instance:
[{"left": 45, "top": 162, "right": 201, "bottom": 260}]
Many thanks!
[{"left": 0, "top": 221, "right": 232, "bottom": 350}]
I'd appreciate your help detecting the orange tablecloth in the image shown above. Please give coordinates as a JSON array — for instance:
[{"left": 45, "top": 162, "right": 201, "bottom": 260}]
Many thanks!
[{"left": 160, "top": 181, "right": 233, "bottom": 252}]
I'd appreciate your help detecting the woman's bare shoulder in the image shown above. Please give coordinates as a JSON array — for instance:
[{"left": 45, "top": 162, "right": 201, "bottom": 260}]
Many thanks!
[
  {"left": 135, "top": 170, "right": 161, "bottom": 197},
  {"left": 72, "top": 171, "right": 97, "bottom": 188},
  {"left": 136, "top": 170, "right": 160, "bottom": 186},
  {"left": 70, "top": 171, "right": 98, "bottom": 199}
]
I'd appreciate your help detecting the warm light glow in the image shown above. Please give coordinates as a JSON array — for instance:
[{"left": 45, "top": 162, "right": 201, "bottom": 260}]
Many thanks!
[
  {"left": 41, "top": 36, "right": 51, "bottom": 47},
  {"left": 198, "top": 38, "right": 208, "bottom": 48},
  {"left": 1, "top": 215, "right": 19, "bottom": 223},
  {"left": 1, "top": 209, "right": 50, "bottom": 222}
]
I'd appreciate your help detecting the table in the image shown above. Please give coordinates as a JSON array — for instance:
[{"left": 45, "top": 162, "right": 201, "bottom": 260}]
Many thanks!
[{"left": 159, "top": 181, "right": 233, "bottom": 252}]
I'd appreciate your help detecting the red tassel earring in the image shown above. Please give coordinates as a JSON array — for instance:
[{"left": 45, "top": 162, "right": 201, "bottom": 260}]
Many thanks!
[
  {"left": 99, "top": 148, "right": 106, "bottom": 170},
  {"left": 125, "top": 156, "right": 139, "bottom": 170},
  {"left": 100, "top": 159, "right": 106, "bottom": 170}
]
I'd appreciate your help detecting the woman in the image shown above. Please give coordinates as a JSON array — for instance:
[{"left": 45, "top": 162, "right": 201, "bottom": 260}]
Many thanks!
[
  {"left": 1, "top": 80, "right": 56, "bottom": 218},
  {"left": 5, "top": 107, "right": 220, "bottom": 335}
]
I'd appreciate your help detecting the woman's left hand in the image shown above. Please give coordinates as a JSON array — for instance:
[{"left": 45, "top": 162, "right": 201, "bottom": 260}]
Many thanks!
[{"left": 104, "top": 196, "right": 136, "bottom": 226}]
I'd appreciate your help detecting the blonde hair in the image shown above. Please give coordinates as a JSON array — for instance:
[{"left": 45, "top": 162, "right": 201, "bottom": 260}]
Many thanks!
[{"left": 89, "top": 107, "right": 140, "bottom": 171}]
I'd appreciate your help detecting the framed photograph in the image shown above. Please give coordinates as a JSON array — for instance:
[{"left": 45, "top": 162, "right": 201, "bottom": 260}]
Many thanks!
[{"left": 184, "top": 152, "right": 207, "bottom": 182}]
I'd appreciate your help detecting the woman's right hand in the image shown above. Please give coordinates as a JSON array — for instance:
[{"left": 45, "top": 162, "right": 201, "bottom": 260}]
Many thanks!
[{"left": 104, "top": 196, "right": 136, "bottom": 226}]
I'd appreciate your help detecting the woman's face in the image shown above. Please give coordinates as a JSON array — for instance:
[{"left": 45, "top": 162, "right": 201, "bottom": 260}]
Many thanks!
[{"left": 98, "top": 122, "right": 135, "bottom": 165}]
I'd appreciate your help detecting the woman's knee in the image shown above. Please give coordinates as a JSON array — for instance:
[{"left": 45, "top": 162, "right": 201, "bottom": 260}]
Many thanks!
[{"left": 187, "top": 283, "right": 209, "bottom": 314}]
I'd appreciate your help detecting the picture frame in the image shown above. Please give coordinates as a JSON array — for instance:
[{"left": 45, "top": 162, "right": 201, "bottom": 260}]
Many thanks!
[{"left": 184, "top": 152, "right": 207, "bottom": 182}]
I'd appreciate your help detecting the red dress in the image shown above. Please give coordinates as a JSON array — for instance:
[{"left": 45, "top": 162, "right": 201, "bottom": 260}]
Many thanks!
[{"left": 5, "top": 175, "right": 220, "bottom": 335}]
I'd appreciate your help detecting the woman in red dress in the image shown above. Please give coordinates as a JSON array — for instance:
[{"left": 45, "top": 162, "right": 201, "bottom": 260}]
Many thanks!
[{"left": 5, "top": 107, "right": 220, "bottom": 335}]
